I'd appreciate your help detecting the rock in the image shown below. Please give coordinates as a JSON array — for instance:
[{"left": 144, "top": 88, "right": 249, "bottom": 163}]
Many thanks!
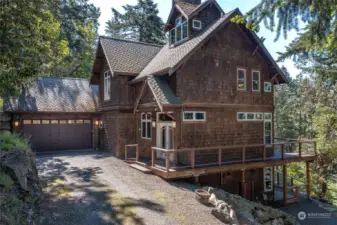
[
  {"left": 237, "top": 211, "right": 256, "bottom": 225},
  {"left": 267, "top": 207, "right": 284, "bottom": 219},
  {"left": 209, "top": 193, "right": 218, "bottom": 206},
  {"left": 212, "top": 201, "right": 239, "bottom": 225},
  {"left": 272, "top": 218, "right": 284, "bottom": 225},
  {"left": 255, "top": 209, "right": 271, "bottom": 223}
]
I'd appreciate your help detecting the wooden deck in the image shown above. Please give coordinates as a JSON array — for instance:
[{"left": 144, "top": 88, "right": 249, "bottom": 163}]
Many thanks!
[{"left": 125, "top": 140, "right": 317, "bottom": 179}]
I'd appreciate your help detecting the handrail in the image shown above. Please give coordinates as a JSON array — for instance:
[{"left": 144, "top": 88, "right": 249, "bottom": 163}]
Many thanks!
[{"left": 125, "top": 144, "right": 139, "bottom": 161}]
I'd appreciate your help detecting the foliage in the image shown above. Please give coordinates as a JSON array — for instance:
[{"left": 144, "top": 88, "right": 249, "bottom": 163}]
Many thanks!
[
  {"left": 0, "top": 97, "right": 3, "bottom": 111},
  {"left": 0, "top": 173, "right": 14, "bottom": 192},
  {"left": 0, "top": 133, "right": 31, "bottom": 153},
  {"left": 105, "top": 0, "right": 166, "bottom": 44},
  {"left": 0, "top": 195, "right": 27, "bottom": 225},
  {"left": 0, "top": 0, "right": 65, "bottom": 96}
]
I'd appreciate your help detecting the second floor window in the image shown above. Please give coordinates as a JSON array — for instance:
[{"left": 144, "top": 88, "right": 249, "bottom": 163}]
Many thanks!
[
  {"left": 237, "top": 68, "right": 246, "bottom": 90},
  {"left": 252, "top": 70, "right": 260, "bottom": 92},
  {"left": 170, "top": 17, "right": 188, "bottom": 45},
  {"left": 104, "top": 71, "right": 111, "bottom": 101},
  {"left": 192, "top": 20, "right": 202, "bottom": 29},
  {"left": 141, "top": 113, "right": 152, "bottom": 139}
]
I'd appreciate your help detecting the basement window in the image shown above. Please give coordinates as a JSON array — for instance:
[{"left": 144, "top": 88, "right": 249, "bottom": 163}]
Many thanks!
[
  {"left": 141, "top": 113, "right": 152, "bottom": 139},
  {"left": 264, "top": 167, "right": 273, "bottom": 192},
  {"left": 183, "top": 111, "right": 206, "bottom": 121}
]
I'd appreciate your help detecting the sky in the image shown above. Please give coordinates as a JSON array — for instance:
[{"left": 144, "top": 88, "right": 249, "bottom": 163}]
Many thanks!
[{"left": 89, "top": 0, "right": 300, "bottom": 77}]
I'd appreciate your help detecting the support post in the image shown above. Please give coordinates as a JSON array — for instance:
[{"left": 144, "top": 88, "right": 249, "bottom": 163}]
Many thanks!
[
  {"left": 166, "top": 152, "right": 170, "bottom": 172},
  {"left": 218, "top": 148, "right": 222, "bottom": 166},
  {"left": 277, "top": 168, "right": 280, "bottom": 186},
  {"left": 152, "top": 148, "right": 155, "bottom": 167},
  {"left": 241, "top": 170, "right": 246, "bottom": 198},
  {"left": 242, "top": 147, "right": 246, "bottom": 163},
  {"left": 272, "top": 166, "right": 275, "bottom": 201},
  {"left": 136, "top": 145, "right": 139, "bottom": 162},
  {"left": 190, "top": 151, "right": 195, "bottom": 169},
  {"left": 299, "top": 142, "right": 302, "bottom": 158},
  {"left": 306, "top": 162, "right": 311, "bottom": 199},
  {"left": 281, "top": 144, "right": 285, "bottom": 160},
  {"left": 283, "top": 165, "right": 287, "bottom": 207}
]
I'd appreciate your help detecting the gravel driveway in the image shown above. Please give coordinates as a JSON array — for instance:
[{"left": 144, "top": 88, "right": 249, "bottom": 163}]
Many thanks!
[{"left": 37, "top": 150, "right": 222, "bottom": 225}]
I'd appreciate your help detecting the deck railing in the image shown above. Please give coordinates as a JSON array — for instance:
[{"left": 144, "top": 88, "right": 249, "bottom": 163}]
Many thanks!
[
  {"left": 125, "top": 144, "right": 139, "bottom": 161},
  {"left": 151, "top": 140, "right": 317, "bottom": 172}
]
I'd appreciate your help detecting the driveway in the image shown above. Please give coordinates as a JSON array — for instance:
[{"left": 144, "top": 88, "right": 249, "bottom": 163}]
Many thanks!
[{"left": 37, "top": 150, "right": 222, "bottom": 225}]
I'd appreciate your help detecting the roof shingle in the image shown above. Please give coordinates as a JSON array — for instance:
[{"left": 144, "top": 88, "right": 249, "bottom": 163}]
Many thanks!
[
  {"left": 147, "top": 76, "right": 182, "bottom": 105},
  {"left": 100, "top": 37, "right": 162, "bottom": 74},
  {"left": 3, "top": 77, "right": 99, "bottom": 113}
]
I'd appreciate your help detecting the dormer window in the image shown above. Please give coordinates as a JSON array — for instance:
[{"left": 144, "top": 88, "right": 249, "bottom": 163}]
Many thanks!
[
  {"left": 169, "top": 17, "right": 188, "bottom": 45},
  {"left": 192, "top": 20, "right": 202, "bottom": 30}
]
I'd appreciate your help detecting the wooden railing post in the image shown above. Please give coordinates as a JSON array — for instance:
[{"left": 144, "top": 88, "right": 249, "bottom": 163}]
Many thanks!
[
  {"left": 166, "top": 152, "right": 170, "bottom": 172},
  {"left": 299, "top": 142, "right": 302, "bottom": 158},
  {"left": 306, "top": 161, "right": 311, "bottom": 199},
  {"left": 263, "top": 145, "right": 267, "bottom": 161},
  {"left": 242, "top": 147, "right": 246, "bottom": 163},
  {"left": 191, "top": 151, "right": 195, "bottom": 169},
  {"left": 283, "top": 164, "right": 288, "bottom": 207},
  {"left": 125, "top": 145, "right": 127, "bottom": 160},
  {"left": 136, "top": 145, "right": 139, "bottom": 162},
  {"left": 218, "top": 148, "right": 222, "bottom": 166},
  {"left": 314, "top": 141, "right": 317, "bottom": 156},
  {"left": 152, "top": 148, "right": 155, "bottom": 167},
  {"left": 281, "top": 144, "right": 285, "bottom": 160},
  {"left": 277, "top": 168, "right": 280, "bottom": 186}
]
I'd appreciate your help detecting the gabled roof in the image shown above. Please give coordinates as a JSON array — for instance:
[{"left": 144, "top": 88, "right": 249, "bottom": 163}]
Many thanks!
[
  {"left": 133, "top": 9, "right": 237, "bottom": 82},
  {"left": 3, "top": 77, "right": 99, "bottom": 113},
  {"left": 100, "top": 37, "right": 162, "bottom": 74},
  {"left": 133, "top": 8, "right": 288, "bottom": 84}
]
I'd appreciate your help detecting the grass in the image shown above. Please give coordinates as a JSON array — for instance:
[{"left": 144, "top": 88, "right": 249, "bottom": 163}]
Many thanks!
[{"left": 0, "top": 133, "right": 31, "bottom": 153}]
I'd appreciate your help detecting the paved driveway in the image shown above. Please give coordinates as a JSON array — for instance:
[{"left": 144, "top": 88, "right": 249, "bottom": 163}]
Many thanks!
[{"left": 37, "top": 150, "right": 222, "bottom": 225}]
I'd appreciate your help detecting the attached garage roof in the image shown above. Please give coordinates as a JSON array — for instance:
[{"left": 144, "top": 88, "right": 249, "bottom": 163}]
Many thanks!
[{"left": 3, "top": 77, "right": 99, "bottom": 113}]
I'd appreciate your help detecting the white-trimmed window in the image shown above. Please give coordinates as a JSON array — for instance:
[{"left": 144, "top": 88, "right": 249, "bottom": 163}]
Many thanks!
[
  {"left": 237, "top": 68, "right": 246, "bottom": 90},
  {"left": 192, "top": 20, "right": 202, "bottom": 29},
  {"left": 252, "top": 70, "right": 260, "bottom": 92},
  {"left": 104, "top": 71, "right": 111, "bottom": 101},
  {"left": 264, "top": 82, "right": 272, "bottom": 92},
  {"left": 170, "top": 17, "right": 188, "bottom": 45},
  {"left": 264, "top": 167, "right": 273, "bottom": 192},
  {"left": 183, "top": 111, "right": 206, "bottom": 121},
  {"left": 141, "top": 113, "right": 152, "bottom": 139},
  {"left": 237, "top": 112, "right": 264, "bottom": 121}
]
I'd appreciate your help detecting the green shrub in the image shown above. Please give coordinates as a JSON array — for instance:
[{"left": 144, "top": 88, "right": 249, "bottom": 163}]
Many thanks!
[
  {"left": 0, "top": 133, "right": 31, "bottom": 152},
  {"left": 0, "top": 172, "right": 14, "bottom": 192}
]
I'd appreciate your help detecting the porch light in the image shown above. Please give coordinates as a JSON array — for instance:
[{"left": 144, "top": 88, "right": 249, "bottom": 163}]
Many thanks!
[
  {"left": 94, "top": 120, "right": 99, "bottom": 126},
  {"left": 152, "top": 121, "right": 156, "bottom": 128},
  {"left": 172, "top": 121, "right": 176, "bottom": 128},
  {"left": 14, "top": 121, "right": 20, "bottom": 127}
]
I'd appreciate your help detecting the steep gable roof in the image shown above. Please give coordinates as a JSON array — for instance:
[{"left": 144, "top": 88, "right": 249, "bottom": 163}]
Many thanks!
[{"left": 3, "top": 77, "right": 99, "bottom": 113}]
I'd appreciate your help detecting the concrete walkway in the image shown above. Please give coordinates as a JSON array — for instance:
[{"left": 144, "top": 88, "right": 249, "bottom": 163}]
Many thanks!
[{"left": 37, "top": 150, "right": 223, "bottom": 225}]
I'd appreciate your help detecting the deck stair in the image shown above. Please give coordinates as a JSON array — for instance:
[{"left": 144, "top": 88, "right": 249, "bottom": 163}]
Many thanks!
[{"left": 129, "top": 164, "right": 152, "bottom": 174}]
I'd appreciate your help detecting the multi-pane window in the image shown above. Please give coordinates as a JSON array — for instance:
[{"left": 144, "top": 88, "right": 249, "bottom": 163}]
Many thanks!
[
  {"left": 192, "top": 20, "right": 202, "bottom": 29},
  {"left": 141, "top": 113, "right": 152, "bottom": 139},
  {"left": 104, "top": 71, "right": 111, "bottom": 101},
  {"left": 237, "top": 112, "right": 265, "bottom": 121},
  {"left": 237, "top": 68, "right": 246, "bottom": 90},
  {"left": 169, "top": 17, "right": 188, "bottom": 45},
  {"left": 252, "top": 70, "right": 260, "bottom": 92},
  {"left": 183, "top": 111, "right": 206, "bottom": 121},
  {"left": 264, "top": 82, "right": 272, "bottom": 92}
]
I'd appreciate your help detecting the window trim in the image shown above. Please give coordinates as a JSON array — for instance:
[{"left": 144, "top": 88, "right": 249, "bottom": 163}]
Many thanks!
[
  {"left": 192, "top": 19, "right": 202, "bottom": 30},
  {"left": 263, "top": 167, "right": 273, "bottom": 192},
  {"left": 237, "top": 68, "right": 246, "bottom": 91},
  {"left": 141, "top": 113, "right": 152, "bottom": 140},
  {"left": 252, "top": 70, "right": 261, "bottom": 92},
  {"left": 169, "top": 20, "right": 189, "bottom": 45},
  {"left": 237, "top": 112, "right": 265, "bottom": 121},
  {"left": 183, "top": 111, "right": 206, "bottom": 122},
  {"left": 264, "top": 82, "right": 272, "bottom": 92},
  {"left": 104, "top": 71, "right": 111, "bottom": 101}
]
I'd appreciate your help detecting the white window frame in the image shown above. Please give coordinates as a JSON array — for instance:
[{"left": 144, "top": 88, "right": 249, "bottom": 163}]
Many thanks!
[
  {"left": 104, "top": 71, "right": 111, "bottom": 101},
  {"left": 237, "top": 68, "right": 246, "bottom": 91},
  {"left": 264, "top": 82, "right": 272, "bottom": 92},
  {"left": 252, "top": 70, "right": 260, "bottom": 92},
  {"left": 192, "top": 19, "right": 202, "bottom": 29},
  {"left": 183, "top": 111, "right": 206, "bottom": 121},
  {"left": 176, "top": 16, "right": 182, "bottom": 26},
  {"left": 169, "top": 20, "right": 188, "bottom": 45},
  {"left": 141, "top": 113, "right": 152, "bottom": 139},
  {"left": 237, "top": 112, "right": 264, "bottom": 121},
  {"left": 263, "top": 167, "right": 273, "bottom": 192}
]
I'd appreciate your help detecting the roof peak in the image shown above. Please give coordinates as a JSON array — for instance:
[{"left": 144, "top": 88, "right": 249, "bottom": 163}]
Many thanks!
[{"left": 99, "top": 36, "right": 163, "bottom": 48}]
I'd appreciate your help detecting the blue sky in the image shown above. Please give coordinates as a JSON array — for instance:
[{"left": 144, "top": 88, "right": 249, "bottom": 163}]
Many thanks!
[{"left": 90, "top": 0, "right": 300, "bottom": 77}]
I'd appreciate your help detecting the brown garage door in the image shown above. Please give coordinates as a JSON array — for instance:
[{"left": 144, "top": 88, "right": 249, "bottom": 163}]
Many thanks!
[{"left": 22, "top": 119, "right": 92, "bottom": 152}]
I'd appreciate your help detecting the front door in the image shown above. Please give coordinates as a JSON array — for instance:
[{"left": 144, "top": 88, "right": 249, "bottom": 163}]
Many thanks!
[{"left": 156, "top": 122, "right": 173, "bottom": 160}]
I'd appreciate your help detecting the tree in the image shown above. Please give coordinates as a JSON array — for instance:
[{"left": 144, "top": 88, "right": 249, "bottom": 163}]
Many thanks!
[
  {"left": 0, "top": 0, "right": 67, "bottom": 96},
  {"left": 105, "top": 0, "right": 166, "bottom": 44}
]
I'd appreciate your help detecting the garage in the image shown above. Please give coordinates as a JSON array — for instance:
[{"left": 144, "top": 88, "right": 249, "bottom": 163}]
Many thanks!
[{"left": 22, "top": 119, "right": 93, "bottom": 152}]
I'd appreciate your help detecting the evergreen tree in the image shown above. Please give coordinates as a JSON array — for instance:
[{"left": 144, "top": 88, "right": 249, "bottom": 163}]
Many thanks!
[{"left": 105, "top": 0, "right": 166, "bottom": 44}]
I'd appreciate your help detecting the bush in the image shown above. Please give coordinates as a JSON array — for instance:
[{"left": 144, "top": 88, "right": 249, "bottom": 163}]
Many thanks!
[
  {"left": 0, "top": 172, "right": 14, "bottom": 192},
  {"left": 0, "top": 133, "right": 31, "bottom": 152}
]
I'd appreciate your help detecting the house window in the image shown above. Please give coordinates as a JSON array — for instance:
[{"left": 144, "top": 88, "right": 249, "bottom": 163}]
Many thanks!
[
  {"left": 237, "top": 68, "right": 246, "bottom": 90},
  {"left": 183, "top": 111, "right": 206, "bottom": 121},
  {"left": 23, "top": 120, "right": 31, "bottom": 124},
  {"left": 252, "top": 70, "right": 260, "bottom": 92},
  {"left": 264, "top": 82, "right": 272, "bottom": 92},
  {"left": 192, "top": 20, "right": 202, "bottom": 29},
  {"left": 32, "top": 120, "right": 40, "bottom": 124},
  {"left": 104, "top": 71, "right": 111, "bottom": 101},
  {"left": 264, "top": 167, "right": 273, "bottom": 192},
  {"left": 237, "top": 112, "right": 264, "bottom": 121},
  {"left": 42, "top": 120, "right": 49, "bottom": 124},
  {"left": 169, "top": 18, "right": 188, "bottom": 45},
  {"left": 141, "top": 113, "right": 152, "bottom": 139}
]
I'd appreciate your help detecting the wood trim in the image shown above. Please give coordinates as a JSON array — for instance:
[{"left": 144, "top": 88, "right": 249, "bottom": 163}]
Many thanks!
[
  {"left": 147, "top": 78, "right": 163, "bottom": 112},
  {"left": 163, "top": 102, "right": 274, "bottom": 108},
  {"left": 134, "top": 80, "right": 147, "bottom": 114}
]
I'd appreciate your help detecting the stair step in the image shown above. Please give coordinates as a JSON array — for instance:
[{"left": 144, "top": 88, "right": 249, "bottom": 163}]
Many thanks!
[{"left": 130, "top": 164, "right": 152, "bottom": 174}]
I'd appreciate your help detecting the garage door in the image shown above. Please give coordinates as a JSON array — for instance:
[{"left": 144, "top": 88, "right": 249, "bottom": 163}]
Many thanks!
[{"left": 22, "top": 119, "right": 92, "bottom": 152}]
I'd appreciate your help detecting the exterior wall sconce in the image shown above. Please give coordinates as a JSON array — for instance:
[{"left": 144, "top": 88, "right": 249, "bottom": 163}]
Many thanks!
[
  {"left": 172, "top": 121, "right": 176, "bottom": 128},
  {"left": 99, "top": 120, "right": 104, "bottom": 129},
  {"left": 14, "top": 121, "right": 20, "bottom": 127},
  {"left": 152, "top": 121, "right": 156, "bottom": 128},
  {"left": 94, "top": 120, "right": 99, "bottom": 126}
]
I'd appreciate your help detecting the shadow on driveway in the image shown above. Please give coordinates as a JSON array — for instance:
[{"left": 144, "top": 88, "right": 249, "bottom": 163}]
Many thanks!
[{"left": 37, "top": 151, "right": 165, "bottom": 225}]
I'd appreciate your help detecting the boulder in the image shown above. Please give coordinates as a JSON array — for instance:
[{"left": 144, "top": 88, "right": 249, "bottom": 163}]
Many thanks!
[
  {"left": 209, "top": 193, "right": 218, "bottom": 206},
  {"left": 212, "top": 201, "right": 239, "bottom": 225},
  {"left": 255, "top": 209, "right": 271, "bottom": 223}
]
